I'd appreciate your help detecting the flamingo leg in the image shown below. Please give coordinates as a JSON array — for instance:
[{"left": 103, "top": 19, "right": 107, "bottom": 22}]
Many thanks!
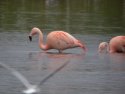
[{"left": 58, "top": 50, "right": 63, "bottom": 53}]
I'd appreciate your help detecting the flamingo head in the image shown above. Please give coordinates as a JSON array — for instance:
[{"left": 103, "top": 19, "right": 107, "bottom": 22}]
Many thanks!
[
  {"left": 77, "top": 40, "right": 87, "bottom": 52},
  {"left": 82, "top": 44, "right": 87, "bottom": 52},
  {"left": 98, "top": 42, "right": 109, "bottom": 53},
  {"left": 28, "top": 27, "right": 42, "bottom": 42}
]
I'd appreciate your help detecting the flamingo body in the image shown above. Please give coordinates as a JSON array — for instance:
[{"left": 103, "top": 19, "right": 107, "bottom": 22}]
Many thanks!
[
  {"left": 109, "top": 36, "right": 125, "bottom": 53},
  {"left": 29, "top": 27, "right": 86, "bottom": 53},
  {"left": 98, "top": 36, "right": 125, "bottom": 53}
]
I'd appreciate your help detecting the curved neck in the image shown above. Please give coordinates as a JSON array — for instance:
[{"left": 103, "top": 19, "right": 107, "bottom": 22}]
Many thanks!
[
  {"left": 30, "top": 28, "right": 49, "bottom": 51},
  {"left": 106, "top": 43, "right": 110, "bottom": 53},
  {"left": 37, "top": 31, "right": 47, "bottom": 50}
]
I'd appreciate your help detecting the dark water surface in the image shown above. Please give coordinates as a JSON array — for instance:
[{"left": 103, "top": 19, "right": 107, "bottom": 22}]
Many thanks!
[{"left": 0, "top": 0, "right": 125, "bottom": 94}]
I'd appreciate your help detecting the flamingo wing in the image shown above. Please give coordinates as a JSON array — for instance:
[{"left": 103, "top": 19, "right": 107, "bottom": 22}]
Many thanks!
[{"left": 47, "top": 31, "right": 77, "bottom": 50}]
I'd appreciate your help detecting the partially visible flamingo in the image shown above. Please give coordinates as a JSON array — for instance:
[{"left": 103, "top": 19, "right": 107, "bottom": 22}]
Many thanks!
[
  {"left": 98, "top": 42, "right": 109, "bottom": 53},
  {"left": 98, "top": 36, "right": 125, "bottom": 53},
  {"left": 29, "top": 27, "right": 86, "bottom": 53}
]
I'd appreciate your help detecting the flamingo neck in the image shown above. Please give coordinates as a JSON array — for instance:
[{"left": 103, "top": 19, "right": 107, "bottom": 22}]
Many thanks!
[
  {"left": 106, "top": 43, "right": 110, "bottom": 53},
  {"left": 37, "top": 30, "right": 47, "bottom": 50}
]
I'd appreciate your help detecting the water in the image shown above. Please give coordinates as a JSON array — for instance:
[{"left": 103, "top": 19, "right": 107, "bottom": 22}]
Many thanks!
[
  {"left": 0, "top": 0, "right": 125, "bottom": 94},
  {"left": 0, "top": 32, "right": 125, "bottom": 94}
]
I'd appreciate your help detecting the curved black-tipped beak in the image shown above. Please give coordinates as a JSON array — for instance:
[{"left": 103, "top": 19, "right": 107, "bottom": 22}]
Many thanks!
[{"left": 29, "top": 36, "right": 32, "bottom": 41}]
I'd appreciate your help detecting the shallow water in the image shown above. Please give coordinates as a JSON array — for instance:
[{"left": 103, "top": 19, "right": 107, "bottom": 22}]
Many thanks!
[
  {"left": 0, "top": 32, "right": 125, "bottom": 94},
  {"left": 0, "top": 0, "right": 125, "bottom": 94}
]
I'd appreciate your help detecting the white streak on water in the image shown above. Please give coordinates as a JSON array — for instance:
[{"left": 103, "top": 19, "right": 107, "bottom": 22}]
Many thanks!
[
  {"left": 0, "top": 62, "right": 39, "bottom": 94},
  {"left": 0, "top": 60, "right": 69, "bottom": 94}
]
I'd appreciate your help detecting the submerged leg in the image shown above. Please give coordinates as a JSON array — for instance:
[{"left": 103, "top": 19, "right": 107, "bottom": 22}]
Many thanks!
[{"left": 58, "top": 50, "right": 63, "bottom": 53}]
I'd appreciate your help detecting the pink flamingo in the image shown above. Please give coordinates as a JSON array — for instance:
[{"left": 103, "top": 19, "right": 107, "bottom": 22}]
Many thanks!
[
  {"left": 98, "top": 36, "right": 125, "bottom": 53},
  {"left": 29, "top": 27, "right": 86, "bottom": 53},
  {"left": 98, "top": 42, "right": 109, "bottom": 53}
]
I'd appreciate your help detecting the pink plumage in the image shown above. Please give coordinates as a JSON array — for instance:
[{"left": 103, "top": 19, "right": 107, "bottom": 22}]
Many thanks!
[
  {"left": 98, "top": 36, "right": 125, "bottom": 53},
  {"left": 29, "top": 27, "right": 86, "bottom": 53}
]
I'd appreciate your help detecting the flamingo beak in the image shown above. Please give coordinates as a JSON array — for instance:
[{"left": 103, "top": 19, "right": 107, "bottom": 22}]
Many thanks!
[
  {"left": 78, "top": 44, "right": 87, "bottom": 52},
  {"left": 77, "top": 41, "right": 87, "bottom": 52},
  {"left": 29, "top": 36, "right": 32, "bottom": 41},
  {"left": 82, "top": 44, "right": 87, "bottom": 52}
]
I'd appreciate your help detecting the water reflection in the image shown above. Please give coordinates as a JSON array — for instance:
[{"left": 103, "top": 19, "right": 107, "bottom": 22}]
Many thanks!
[
  {"left": 28, "top": 52, "right": 85, "bottom": 71},
  {"left": 98, "top": 53, "right": 125, "bottom": 72},
  {"left": 109, "top": 53, "right": 125, "bottom": 71}
]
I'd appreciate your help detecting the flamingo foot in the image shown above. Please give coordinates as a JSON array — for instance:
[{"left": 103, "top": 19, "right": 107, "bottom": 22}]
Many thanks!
[{"left": 22, "top": 85, "right": 40, "bottom": 94}]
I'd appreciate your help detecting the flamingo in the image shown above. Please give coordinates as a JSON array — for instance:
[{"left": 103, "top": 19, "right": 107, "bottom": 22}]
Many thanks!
[
  {"left": 29, "top": 27, "right": 86, "bottom": 53},
  {"left": 98, "top": 42, "right": 109, "bottom": 53},
  {"left": 98, "top": 36, "right": 125, "bottom": 53}
]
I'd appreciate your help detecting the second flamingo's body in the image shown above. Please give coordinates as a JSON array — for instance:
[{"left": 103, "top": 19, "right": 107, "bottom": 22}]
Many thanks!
[
  {"left": 29, "top": 27, "right": 86, "bottom": 53},
  {"left": 98, "top": 36, "right": 125, "bottom": 53}
]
